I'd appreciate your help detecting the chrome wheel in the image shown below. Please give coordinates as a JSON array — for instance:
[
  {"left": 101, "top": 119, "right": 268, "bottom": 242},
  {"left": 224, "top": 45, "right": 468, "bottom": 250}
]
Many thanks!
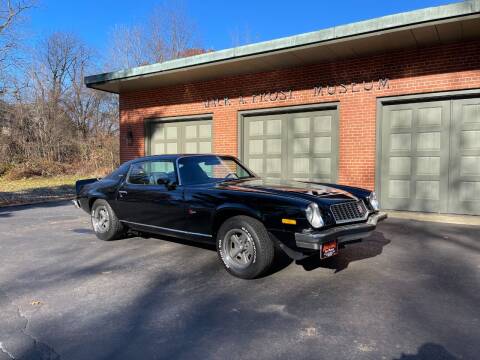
[
  {"left": 222, "top": 228, "right": 255, "bottom": 269},
  {"left": 92, "top": 206, "right": 110, "bottom": 233}
]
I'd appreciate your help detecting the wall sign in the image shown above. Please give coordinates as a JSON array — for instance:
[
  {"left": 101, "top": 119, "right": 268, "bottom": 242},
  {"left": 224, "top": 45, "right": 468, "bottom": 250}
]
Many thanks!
[
  {"left": 313, "top": 78, "right": 389, "bottom": 96},
  {"left": 204, "top": 90, "right": 293, "bottom": 108},
  {"left": 203, "top": 78, "right": 389, "bottom": 108}
]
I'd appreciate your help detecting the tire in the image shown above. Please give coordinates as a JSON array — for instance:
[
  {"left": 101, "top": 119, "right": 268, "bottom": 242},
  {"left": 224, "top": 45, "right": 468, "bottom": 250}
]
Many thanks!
[
  {"left": 90, "top": 199, "right": 125, "bottom": 241},
  {"left": 216, "top": 215, "right": 275, "bottom": 279}
]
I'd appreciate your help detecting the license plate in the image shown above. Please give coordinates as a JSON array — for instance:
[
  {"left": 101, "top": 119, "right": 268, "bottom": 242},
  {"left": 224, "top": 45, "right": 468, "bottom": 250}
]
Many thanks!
[{"left": 321, "top": 240, "right": 338, "bottom": 258}]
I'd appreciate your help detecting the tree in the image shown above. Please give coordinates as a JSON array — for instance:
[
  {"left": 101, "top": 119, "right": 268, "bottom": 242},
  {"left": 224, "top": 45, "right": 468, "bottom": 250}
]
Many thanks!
[
  {"left": 0, "top": 0, "right": 34, "bottom": 94},
  {"left": 107, "top": 2, "right": 204, "bottom": 70},
  {"left": 6, "top": 32, "right": 119, "bottom": 165}
]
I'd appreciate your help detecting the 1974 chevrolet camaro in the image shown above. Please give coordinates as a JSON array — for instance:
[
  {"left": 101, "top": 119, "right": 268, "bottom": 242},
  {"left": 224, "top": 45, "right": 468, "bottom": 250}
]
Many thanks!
[{"left": 73, "top": 154, "right": 387, "bottom": 279}]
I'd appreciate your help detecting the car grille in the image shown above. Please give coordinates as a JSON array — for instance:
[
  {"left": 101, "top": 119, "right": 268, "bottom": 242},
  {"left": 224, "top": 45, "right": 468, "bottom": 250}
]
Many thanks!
[{"left": 330, "top": 200, "right": 368, "bottom": 224}]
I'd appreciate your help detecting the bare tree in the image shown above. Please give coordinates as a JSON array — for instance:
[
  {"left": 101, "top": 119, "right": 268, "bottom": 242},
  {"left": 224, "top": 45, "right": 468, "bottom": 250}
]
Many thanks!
[
  {"left": 107, "top": 2, "right": 202, "bottom": 70},
  {"left": 108, "top": 24, "right": 146, "bottom": 69},
  {"left": 9, "top": 32, "right": 119, "bottom": 165},
  {"left": 230, "top": 24, "right": 260, "bottom": 47},
  {"left": 0, "top": 0, "right": 34, "bottom": 94}
]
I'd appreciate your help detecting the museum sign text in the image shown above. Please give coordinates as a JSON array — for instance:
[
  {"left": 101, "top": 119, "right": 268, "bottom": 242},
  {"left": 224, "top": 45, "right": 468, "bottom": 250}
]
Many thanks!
[{"left": 203, "top": 78, "right": 389, "bottom": 108}]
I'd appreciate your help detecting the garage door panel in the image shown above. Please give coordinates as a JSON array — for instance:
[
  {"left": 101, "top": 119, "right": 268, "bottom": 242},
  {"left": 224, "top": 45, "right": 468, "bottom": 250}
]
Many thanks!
[
  {"left": 390, "top": 109, "right": 413, "bottom": 129},
  {"left": 153, "top": 143, "right": 165, "bottom": 154},
  {"left": 313, "top": 137, "right": 331, "bottom": 153},
  {"left": 198, "top": 142, "right": 211, "bottom": 153},
  {"left": 389, "top": 157, "right": 411, "bottom": 176},
  {"left": 265, "top": 139, "right": 281, "bottom": 154},
  {"left": 266, "top": 119, "right": 282, "bottom": 135},
  {"left": 185, "top": 142, "right": 197, "bottom": 153},
  {"left": 416, "top": 132, "right": 441, "bottom": 151},
  {"left": 390, "top": 133, "right": 412, "bottom": 152},
  {"left": 416, "top": 157, "right": 440, "bottom": 176},
  {"left": 293, "top": 138, "right": 310, "bottom": 154},
  {"left": 185, "top": 125, "right": 197, "bottom": 139},
  {"left": 416, "top": 180, "right": 440, "bottom": 200},
  {"left": 243, "top": 109, "right": 338, "bottom": 182},
  {"left": 166, "top": 127, "right": 178, "bottom": 140},
  {"left": 149, "top": 118, "right": 212, "bottom": 156},
  {"left": 418, "top": 107, "right": 442, "bottom": 127},
  {"left": 462, "top": 103, "right": 480, "bottom": 124},
  {"left": 461, "top": 130, "right": 480, "bottom": 150},
  {"left": 166, "top": 143, "right": 178, "bottom": 154}
]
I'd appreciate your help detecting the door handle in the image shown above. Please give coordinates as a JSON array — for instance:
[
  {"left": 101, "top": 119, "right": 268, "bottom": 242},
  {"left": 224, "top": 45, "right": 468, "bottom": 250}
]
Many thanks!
[{"left": 118, "top": 190, "right": 128, "bottom": 197}]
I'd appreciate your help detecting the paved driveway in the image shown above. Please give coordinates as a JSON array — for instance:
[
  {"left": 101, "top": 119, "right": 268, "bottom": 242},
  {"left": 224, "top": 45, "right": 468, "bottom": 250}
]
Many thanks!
[{"left": 0, "top": 201, "right": 479, "bottom": 360}]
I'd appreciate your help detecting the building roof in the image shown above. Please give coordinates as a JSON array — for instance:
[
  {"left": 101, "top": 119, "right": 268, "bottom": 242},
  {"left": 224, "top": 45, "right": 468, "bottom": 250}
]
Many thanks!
[{"left": 85, "top": 0, "right": 480, "bottom": 94}]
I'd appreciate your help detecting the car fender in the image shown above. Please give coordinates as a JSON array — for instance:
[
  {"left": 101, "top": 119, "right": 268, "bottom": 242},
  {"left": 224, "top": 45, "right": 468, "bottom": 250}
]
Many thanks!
[{"left": 211, "top": 203, "right": 264, "bottom": 235}]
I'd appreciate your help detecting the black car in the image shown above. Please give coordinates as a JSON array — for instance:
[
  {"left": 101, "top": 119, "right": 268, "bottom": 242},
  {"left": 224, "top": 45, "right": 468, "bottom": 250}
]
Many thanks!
[{"left": 73, "top": 154, "right": 387, "bottom": 279}]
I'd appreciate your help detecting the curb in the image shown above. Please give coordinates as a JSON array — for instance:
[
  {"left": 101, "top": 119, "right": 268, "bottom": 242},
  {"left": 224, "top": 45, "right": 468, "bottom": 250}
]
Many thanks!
[{"left": 386, "top": 211, "right": 480, "bottom": 226}]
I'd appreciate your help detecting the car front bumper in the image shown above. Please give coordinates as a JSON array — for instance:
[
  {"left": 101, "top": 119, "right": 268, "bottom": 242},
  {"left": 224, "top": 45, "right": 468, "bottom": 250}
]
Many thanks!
[{"left": 295, "top": 212, "right": 388, "bottom": 250}]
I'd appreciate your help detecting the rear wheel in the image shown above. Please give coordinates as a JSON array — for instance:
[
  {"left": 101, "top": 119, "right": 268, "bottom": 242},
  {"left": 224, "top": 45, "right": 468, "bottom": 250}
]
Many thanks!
[
  {"left": 217, "top": 215, "right": 274, "bottom": 279},
  {"left": 91, "top": 199, "right": 125, "bottom": 241}
]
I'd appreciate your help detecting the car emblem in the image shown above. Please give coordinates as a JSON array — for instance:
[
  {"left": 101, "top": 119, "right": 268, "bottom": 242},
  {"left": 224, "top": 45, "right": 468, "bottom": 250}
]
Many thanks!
[{"left": 357, "top": 204, "right": 364, "bottom": 214}]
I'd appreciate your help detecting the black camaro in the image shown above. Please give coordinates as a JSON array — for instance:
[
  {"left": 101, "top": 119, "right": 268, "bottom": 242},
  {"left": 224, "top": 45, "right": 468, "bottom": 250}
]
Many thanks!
[{"left": 73, "top": 154, "right": 387, "bottom": 279}]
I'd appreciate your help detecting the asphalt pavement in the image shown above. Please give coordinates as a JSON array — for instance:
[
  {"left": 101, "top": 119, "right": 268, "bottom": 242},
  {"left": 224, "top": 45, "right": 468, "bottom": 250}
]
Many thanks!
[{"left": 0, "top": 201, "right": 479, "bottom": 360}]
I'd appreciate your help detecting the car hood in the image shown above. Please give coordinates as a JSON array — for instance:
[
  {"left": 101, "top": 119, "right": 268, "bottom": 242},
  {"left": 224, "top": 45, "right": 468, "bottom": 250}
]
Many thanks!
[{"left": 216, "top": 178, "right": 359, "bottom": 201}]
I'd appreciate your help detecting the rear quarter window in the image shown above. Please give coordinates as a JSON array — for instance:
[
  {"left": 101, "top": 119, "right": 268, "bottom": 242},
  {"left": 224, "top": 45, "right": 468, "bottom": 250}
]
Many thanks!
[{"left": 103, "top": 163, "right": 130, "bottom": 180}]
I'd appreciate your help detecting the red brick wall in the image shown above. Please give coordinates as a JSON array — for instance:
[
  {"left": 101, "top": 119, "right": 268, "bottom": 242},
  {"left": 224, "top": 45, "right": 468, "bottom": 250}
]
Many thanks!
[{"left": 119, "top": 40, "right": 480, "bottom": 190}]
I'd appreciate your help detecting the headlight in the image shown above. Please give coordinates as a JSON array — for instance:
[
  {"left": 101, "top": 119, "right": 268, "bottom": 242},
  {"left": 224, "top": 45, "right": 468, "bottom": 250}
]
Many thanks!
[
  {"left": 368, "top": 192, "right": 379, "bottom": 211},
  {"left": 305, "top": 202, "right": 324, "bottom": 228}
]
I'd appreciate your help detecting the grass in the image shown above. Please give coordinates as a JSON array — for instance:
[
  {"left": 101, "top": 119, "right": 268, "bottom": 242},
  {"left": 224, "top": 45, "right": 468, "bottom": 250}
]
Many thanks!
[
  {"left": 0, "top": 175, "right": 95, "bottom": 206},
  {"left": 0, "top": 175, "right": 79, "bottom": 192}
]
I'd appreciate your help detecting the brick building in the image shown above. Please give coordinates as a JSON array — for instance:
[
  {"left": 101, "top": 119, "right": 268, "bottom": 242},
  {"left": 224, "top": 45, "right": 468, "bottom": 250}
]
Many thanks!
[{"left": 86, "top": 1, "right": 480, "bottom": 215}]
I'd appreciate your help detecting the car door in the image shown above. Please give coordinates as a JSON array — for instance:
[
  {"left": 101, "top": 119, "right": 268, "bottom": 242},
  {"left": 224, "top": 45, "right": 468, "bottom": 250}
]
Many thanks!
[{"left": 115, "top": 159, "right": 185, "bottom": 232}]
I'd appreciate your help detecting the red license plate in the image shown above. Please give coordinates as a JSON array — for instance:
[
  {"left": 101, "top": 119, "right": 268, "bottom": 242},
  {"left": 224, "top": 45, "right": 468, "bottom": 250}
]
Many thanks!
[{"left": 321, "top": 240, "right": 338, "bottom": 258}]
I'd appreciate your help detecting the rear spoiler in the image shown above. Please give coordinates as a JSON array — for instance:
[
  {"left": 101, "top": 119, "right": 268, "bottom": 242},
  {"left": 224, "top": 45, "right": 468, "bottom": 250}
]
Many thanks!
[{"left": 75, "top": 178, "right": 98, "bottom": 196}]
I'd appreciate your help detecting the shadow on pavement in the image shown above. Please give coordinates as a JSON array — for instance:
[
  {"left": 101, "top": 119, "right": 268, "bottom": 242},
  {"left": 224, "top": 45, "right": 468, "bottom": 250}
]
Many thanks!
[
  {"left": 0, "top": 199, "right": 72, "bottom": 213},
  {"left": 297, "top": 231, "right": 391, "bottom": 273},
  {"left": 394, "top": 343, "right": 458, "bottom": 360}
]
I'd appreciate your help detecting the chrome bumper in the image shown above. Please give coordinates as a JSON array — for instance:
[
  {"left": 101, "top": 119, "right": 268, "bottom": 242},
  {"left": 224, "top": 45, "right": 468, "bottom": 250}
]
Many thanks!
[
  {"left": 295, "top": 212, "right": 388, "bottom": 250},
  {"left": 71, "top": 199, "right": 81, "bottom": 209}
]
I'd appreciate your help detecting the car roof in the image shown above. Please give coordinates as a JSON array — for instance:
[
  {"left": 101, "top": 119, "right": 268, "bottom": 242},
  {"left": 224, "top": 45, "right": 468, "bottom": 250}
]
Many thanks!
[{"left": 128, "top": 153, "right": 236, "bottom": 163}]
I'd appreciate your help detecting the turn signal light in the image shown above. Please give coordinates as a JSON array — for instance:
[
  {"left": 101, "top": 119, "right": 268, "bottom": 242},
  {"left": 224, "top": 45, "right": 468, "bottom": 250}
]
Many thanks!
[{"left": 282, "top": 218, "right": 297, "bottom": 225}]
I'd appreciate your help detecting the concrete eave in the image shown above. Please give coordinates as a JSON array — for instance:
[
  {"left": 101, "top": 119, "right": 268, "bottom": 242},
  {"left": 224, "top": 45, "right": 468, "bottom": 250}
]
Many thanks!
[{"left": 85, "top": 0, "right": 480, "bottom": 93}]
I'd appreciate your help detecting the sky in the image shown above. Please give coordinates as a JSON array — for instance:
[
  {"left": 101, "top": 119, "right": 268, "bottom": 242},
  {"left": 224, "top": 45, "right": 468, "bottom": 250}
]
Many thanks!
[{"left": 25, "top": 0, "right": 460, "bottom": 58}]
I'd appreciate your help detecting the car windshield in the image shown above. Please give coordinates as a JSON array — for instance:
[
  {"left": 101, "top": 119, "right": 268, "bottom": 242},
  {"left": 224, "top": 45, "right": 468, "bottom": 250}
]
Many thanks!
[{"left": 178, "top": 155, "right": 253, "bottom": 185}]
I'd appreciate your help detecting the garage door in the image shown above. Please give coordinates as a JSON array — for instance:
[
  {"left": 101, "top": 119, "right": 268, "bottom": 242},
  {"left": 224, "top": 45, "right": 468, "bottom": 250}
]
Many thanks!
[
  {"left": 380, "top": 98, "right": 480, "bottom": 215},
  {"left": 148, "top": 119, "right": 212, "bottom": 155},
  {"left": 243, "top": 109, "right": 338, "bottom": 182}
]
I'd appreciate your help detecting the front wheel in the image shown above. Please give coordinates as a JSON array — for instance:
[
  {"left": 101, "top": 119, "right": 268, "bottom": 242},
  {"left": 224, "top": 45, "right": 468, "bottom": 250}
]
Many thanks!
[
  {"left": 216, "top": 215, "right": 274, "bottom": 279},
  {"left": 91, "top": 199, "right": 125, "bottom": 241}
]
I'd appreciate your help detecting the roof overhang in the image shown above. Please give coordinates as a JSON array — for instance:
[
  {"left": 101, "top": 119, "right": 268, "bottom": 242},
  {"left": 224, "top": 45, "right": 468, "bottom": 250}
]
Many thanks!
[{"left": 85, "top": 0, "right": 480, "bottom": 94}]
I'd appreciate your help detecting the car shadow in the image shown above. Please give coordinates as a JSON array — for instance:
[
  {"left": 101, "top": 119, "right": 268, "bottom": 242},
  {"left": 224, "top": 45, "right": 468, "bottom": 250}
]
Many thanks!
[
  {"left": 297, "top": 231, "right": 391, "bottom": 273},
  {"left": 393, "top": 343, "right": 458, "bottom": 360},
  {"left": 88, "top": 229, "right": 388, "bottom": 276},
  {"left": 71, "top": 228, "right": 94, "bottom": 234},
  {"left": 140, "top": 233, "right": 217, "bottom": 252},
  {"left": 108, "top": 231, "right": 294, "bottom": 276}
]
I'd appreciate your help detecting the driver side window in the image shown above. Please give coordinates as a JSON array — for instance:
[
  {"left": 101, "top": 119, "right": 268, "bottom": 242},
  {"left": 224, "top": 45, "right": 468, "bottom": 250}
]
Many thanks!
[{"left": 127, "top": 160, "right": 177, "bottom": 185}]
